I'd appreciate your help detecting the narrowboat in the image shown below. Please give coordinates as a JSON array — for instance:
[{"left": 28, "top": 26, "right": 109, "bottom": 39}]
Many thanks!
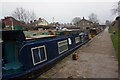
[
  {"left": 2, "top": 30, "right": 89, "bottom": 79},
  {"left": 89, "top": 28, "right": 99, "bottom": 38}
]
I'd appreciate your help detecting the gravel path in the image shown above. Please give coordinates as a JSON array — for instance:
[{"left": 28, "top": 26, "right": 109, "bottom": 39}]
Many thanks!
[{"left": 38, "top": 27, "right": 118, "bottom": 78}]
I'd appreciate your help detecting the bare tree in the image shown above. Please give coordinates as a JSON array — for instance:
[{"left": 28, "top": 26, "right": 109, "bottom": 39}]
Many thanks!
[
  {"left": 12, "top": 7, "right": 36, "bottom": 23},
  {"left": 29, "top": 12, "right": 36, "bottom": 21},
  {"left": 71, "top": 17, "right": 81, "bottom": 25},
  {"left": 88, "top": 13, "right": 99, "bottom": 23},
  {"left": 112, "top": 1, "right": 120, "bottom": 16}
]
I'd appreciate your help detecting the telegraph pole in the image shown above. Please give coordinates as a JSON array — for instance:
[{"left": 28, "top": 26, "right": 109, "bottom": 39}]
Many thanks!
[
  {"left": 53, "top": 17, "right": 54, "bottom": 26},
  {"left": 53, "top": 17, "right": 54, "bottom": 23}
]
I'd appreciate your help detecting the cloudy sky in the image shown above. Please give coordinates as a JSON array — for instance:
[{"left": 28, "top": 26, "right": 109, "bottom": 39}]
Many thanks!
[{"left": 0, "top": 0, "right": 119, "bottom": 24}]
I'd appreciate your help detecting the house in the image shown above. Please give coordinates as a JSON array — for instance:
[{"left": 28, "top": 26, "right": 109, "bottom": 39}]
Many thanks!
[
  {"left": 76, "top": 17, "right": 94, "bottom": 31},
  {"left": 1, "top": 16, "right": 27, "bottom": 30},
  {"left": 62, "top": 23, "right": 79, "bottom": 30},
  {"left": 98, "top": 25, "right": 106, "bottom": 30},
  {"left": 49, "top": 22, "right": 60, "bottom": 27},
  {"left": 28, "top": 18, "right": 49, "bottom": 27}
]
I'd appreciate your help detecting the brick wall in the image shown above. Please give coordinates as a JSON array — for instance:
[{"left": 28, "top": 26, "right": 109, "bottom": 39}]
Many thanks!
[{"left": 2, "top": 17, "right": 26, "bottom": 28}]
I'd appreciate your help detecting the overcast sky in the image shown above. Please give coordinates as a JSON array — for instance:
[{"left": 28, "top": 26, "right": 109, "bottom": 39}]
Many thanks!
[{"left": 0, "top": 0, "right": 119, "bottom": 24}]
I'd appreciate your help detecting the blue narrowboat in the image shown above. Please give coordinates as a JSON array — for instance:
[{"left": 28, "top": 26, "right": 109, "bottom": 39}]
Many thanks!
[{"left": 2, "top": 30, "right": 89, "bottom": 79}]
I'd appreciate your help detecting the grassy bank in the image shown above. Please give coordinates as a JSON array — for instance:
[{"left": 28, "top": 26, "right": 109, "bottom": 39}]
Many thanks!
[{"left": 109, "top": 26, "right": 120, "bottom": 65}]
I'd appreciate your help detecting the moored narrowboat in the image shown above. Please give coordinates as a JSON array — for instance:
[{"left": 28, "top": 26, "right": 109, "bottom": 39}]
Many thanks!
[{"left": 2, "top": 30, "right": 89, "bottom": 79}]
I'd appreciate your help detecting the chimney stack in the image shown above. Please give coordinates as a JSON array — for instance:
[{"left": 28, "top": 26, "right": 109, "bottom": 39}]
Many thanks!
[
  {"left": 83, "top": 17, "right": 85, "bottom": 19},
  {"left": 39, "top": 18, "right": 41, "bottom": 20},
  {"left": 34, "top": 20, "right": 36, "bottom": 22},
  {"left": 30, "top": 20, "right": 32, "bottom": 23}
]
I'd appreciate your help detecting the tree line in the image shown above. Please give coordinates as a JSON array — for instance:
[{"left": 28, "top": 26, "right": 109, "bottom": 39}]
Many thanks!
[
  {"left": 12, "top": 7, "right": 99, "bottom": 25},
  {"left": 12, "top": 7, "right": 36, "bottom": 23},
  {"left": 71, "top": 13, "right": 99, "bottom": 25},
  {"left": 4, "top": 1, "right": 120, "bottom": 26}
]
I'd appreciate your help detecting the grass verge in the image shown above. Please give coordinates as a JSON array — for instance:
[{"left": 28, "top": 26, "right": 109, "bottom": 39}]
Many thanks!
[{"left": 109, "top": 26, "right": 120, "bottom": 66}]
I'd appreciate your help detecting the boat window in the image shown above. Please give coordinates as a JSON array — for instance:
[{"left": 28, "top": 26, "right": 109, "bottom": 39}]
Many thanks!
[
  {"left": 31, "top": 46, "right": 47, "bottom": 65},
  {"left": 0, "top": 38, "right": 2, "bottom": 43},
  {"left": 58, "top": 40, "right": 68, "bottom": 54},
  {"left": 75, "top": 37, "right": 80, "bottom": 43},
  {"left": 68, "top": 38, "right": 72, "bottom": 45},
  {"left": 32, "top": 48, "right": 40, "bottom": 64},
  {"left": 39, "top": 47, "right": 46, "bottom": 61}
]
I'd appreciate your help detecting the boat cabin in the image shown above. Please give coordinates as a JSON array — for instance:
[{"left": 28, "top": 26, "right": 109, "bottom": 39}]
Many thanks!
[{"left": 2, "top": 30, "right": 25, "bottom": 75}]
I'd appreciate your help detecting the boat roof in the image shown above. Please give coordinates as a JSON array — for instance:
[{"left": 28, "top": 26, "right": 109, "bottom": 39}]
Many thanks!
[
  {"left": 1, "top": 30, "right": 26, "bottom": 41},
  {"left": 26, "top": 35, "right": 56, "bottom": 40}
]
